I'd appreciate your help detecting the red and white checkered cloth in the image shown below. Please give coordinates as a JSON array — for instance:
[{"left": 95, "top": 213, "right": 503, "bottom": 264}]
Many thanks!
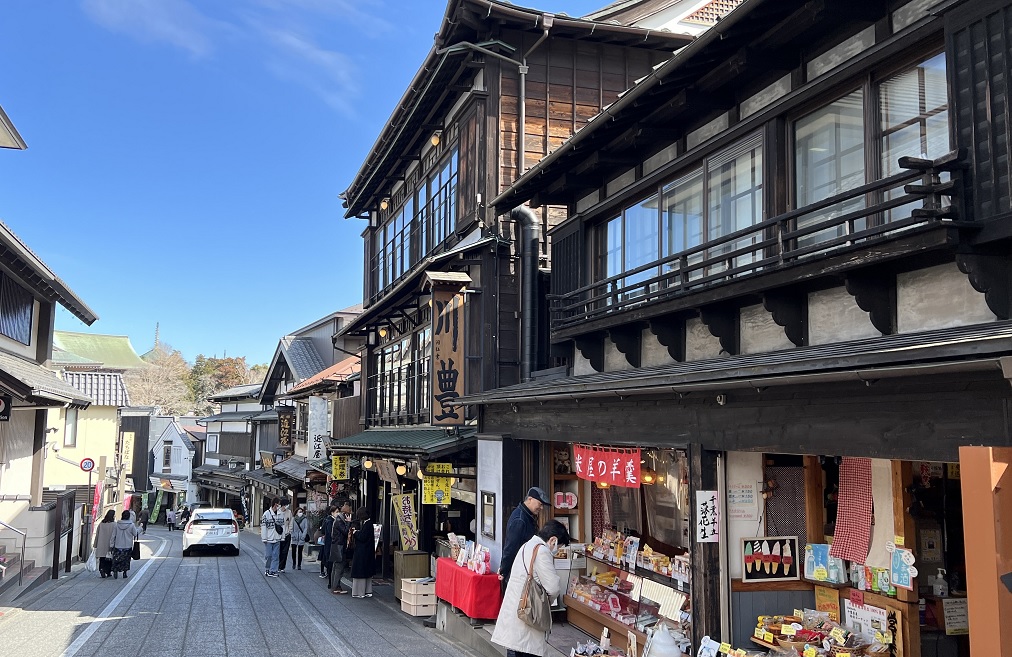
[{"left": 829, "top": 457, "right": 873, "bottom": 563}]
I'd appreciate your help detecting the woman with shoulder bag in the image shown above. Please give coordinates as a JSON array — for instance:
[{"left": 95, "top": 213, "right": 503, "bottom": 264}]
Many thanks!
[
  {"left": 319, "top": 506, "right": 336, "bottom": 579},
  {"left": 491, "top": 520, "right": 570, "bottom": 657},
  {"left": 109, "top": 510, "right": 141, "bottom": 580},
  {"left": 93, "top": 510, "right": 116, "bottom": 578}
]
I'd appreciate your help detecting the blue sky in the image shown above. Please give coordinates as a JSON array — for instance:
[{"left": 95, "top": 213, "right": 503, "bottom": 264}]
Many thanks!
[{"left": 0, "top": 0, "right": 593, "bottom": 365}]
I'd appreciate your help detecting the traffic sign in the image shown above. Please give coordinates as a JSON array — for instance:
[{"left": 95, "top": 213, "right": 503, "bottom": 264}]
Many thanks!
[{"left": 80, "top": 458, "right": 95, "bottom": 472}]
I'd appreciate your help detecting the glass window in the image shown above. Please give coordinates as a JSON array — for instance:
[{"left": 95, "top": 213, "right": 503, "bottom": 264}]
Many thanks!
[
  {"left": 367, "top": 318, "right": 433, "bottom": 425},
  {"left": 794, "top": 90, "right": 866, "bottom": 247},
  {"left": 642, "top": 449, "right": 690, "bottom": 550},
  {"left": 64, "top": 407, "right": 78, "bottom": 448},
  {"left": 662, "top": 169, "right": 704, "bottom": 279},
  {"left": 0, "top": 273, "right": 33, "bottom": 345},
  {"left": 706, "top": 134, "right": 764, "bottom": 273},
  {"left": 623, "top": 196, "right": 660, "bottom": 296}
]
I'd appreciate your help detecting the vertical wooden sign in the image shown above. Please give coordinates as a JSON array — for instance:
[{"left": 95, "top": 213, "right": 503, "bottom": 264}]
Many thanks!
[{"left": 431, "top": 285, "right": 465, "bottom": 425}]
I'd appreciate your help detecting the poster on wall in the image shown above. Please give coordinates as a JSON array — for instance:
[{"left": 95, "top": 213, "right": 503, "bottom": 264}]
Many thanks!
[
  {"left": 843, "top": 599, "right": 892, "bottom": 639},
  {"left": 422, "top": 462, "right": 453, "bottom": 504},
  {"left": 727, "top": 482, "right": 760, "bottom": 521},
  {"left": 741, "top": 536, "right": 799, "bottom": 582},
  {"left": 695, "top": 490, "right": 719, "bottom": 543},
  {"left": 888, "top": 543, "right": 917, "bottom": 591},
  {"left": 814, "top": 584, "right": 841, "bottom": 621},
  {"left": 573, "top": 444, "right": 641, "bottom": 487}
]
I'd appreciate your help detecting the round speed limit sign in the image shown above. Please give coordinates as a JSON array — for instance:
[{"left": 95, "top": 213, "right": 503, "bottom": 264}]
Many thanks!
[{"left": 80, "top": 458, "right": 95, "bottom": 472}]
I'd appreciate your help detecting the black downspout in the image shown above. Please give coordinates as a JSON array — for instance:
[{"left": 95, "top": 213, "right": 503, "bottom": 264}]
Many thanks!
[{"left": 510, "top": 206, "right": 540, "bottom": 382}]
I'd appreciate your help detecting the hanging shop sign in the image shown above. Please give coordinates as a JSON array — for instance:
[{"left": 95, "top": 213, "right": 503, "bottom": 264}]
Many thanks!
[
  {"left": 375, "top": 459, "right": 400, "bottom": 486},
  {"left": 392, "top": 493, "right": 419, "bottom": 550},
  {"left": 0, "top": 394, "right": 11, "bottom": 421},
  {"left": 331, "top": 455, "right": 349, "bottom": 480},
  {"left": 121, "top": 431, "right": 135, "bottom": 473},
  {"left": 260, "top": 451, "right": 276, "bottom": 474},
  {"left": 431, "top": 285, "right": 465, "bottom": 425},
  {"left": 573, "top": 444, "right": 641, "bottom": 487},
  {"left": 310, "top": 433, "right": 327, "bottom": 460},
  {"left": 741, "top": 536, "right": 799, "bottom": 582},
  {"left": 422, "top": 462, "right": 453, "bottom": 504},
  {"left": 695, "top": 490, "right": 719, "bottom": 543},
  {"left": 278, "top": 407, "right": 295, "bottom": 447}
]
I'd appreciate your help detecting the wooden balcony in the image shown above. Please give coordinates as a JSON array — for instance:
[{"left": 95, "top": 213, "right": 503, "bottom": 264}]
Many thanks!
[{"left": 550, "top": 152, "right": 965, "bottom": 339}]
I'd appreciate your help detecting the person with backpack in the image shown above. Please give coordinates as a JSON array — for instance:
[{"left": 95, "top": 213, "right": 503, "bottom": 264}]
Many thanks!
[{"left": 260, "top": 499, "right": 284, "bottom": 578}]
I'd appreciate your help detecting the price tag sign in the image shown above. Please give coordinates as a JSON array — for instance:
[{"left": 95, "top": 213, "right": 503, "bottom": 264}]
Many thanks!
[
  {"left": 763, "top": 632, "right": 774, "bottom": 643},
  {"left": 830, "top": 627, "right": 847, "bottom": 644},
  {"left": 754, "top": 628, "right": 765, "bottom": 639},
  {"left": 793, "top": 608, "right": 804, "bottom": 619},
  {"left": 782, "top": 625, "right": 797, "bottom": 637},
  {"left": 803, "top": 648, "right": 817, "bottom": 657},
  {"left": 719, "top": 643, "right": 731, "bottom": 654}
]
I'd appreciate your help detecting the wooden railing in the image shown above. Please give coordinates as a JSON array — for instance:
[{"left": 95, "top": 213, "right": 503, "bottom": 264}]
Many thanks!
[{"left": 550, "top": 152, "right": 963, "bottom": 331}]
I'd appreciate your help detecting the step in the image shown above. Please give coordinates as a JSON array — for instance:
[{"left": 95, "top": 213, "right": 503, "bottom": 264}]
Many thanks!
[
  {"left": 0, "top": 563, "right": 48, "bottom": 607},
  {"left": 0, "top": 559, "right": 33, "bottom": 603}
]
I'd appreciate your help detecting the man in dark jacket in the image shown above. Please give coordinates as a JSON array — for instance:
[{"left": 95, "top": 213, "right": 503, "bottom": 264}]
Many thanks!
[
  {"left": 319, "top": 505, "right": 336, "bottom": 579},
  {"left": 330, "top": 501, "right": 353, "bottom": 594},
  {"left": 498, "top": 486, "right": 549, "bottom": 595}
]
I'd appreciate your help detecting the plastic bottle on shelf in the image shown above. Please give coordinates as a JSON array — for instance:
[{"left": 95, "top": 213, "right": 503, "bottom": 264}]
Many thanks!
[{"left": 932, "top": 568, "right": 948, "bottom": 597}]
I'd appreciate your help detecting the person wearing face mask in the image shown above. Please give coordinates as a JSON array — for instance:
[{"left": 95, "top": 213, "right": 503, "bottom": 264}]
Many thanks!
[
  {"left": 290, "top": 506, "right": 309, "bottom": 570},
  {"left": 492, "top": 520, "right": 571, "bottom": 657},
  {"left": 499, "top": 487, "right": 550, "bottom": 596},
  {"left": 330, "top": 502, "right": 353, "bottom": 594}
]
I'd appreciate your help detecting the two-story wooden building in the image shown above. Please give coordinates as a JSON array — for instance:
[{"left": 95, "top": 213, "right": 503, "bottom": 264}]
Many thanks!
[
  {"left": 334, "top": 0, "right": 693, "bottom": 575},
  {"left": 462, "top": 0, "right": 1012, "bottom": 653}
]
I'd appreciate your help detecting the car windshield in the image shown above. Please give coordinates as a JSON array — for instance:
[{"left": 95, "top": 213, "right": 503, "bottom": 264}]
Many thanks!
[{"left": 192, "top": 512, "right": 234, "bottom": 525}]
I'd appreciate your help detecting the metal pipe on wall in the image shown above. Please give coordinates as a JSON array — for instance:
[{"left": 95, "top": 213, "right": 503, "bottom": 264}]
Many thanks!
[{"left": 510, "top": 206, "right": 541, "bottom": 382}]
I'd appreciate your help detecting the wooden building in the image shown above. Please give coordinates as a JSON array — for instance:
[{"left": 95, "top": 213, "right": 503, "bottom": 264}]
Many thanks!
[
  {"left": 460, "top": 0, "right": 1012, "bottom": 653},
  {"left": 335, "top": 0, "right": 693, "bottom": 584}
]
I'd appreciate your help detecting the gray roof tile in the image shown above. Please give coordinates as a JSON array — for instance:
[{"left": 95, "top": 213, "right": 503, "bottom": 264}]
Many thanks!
[
  {"left": 282, "top": 337, "right": 327, "bottom": 381},
  {"left": 0, "top": 350, "right": 94, "bottom": 406},
  {"left": 62, "top": 371, "right": 130, "bottom": 407}
]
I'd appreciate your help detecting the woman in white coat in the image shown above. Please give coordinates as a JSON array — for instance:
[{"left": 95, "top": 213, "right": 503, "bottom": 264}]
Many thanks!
[{"left": 492, "top": 520, "right": 571, "bottom": 657}]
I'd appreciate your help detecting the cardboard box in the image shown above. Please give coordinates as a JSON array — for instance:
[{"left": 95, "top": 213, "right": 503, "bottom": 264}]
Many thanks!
[
  {"left": 402, "top": 590, "right": 437, "bottom": 607},
  {"left": 401, "top": 599, "right": 438, "bottom": 616},
  {"left": 401, "top": 578, "right": 435, "bottom": 595}
]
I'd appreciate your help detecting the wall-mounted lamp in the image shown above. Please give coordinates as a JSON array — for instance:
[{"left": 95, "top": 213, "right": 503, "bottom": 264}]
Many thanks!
[
  {"left": 430, "top": 131, "right": 441, "bottom": 147},
  {"left": 641, "top": 471, "right": 655, "bottom": 485},
  {"left": 596, "top": 481, "right": 610, "bottom": 489},
  {"left": 363, "top": 459, "right": 374, "bottom": 470},
  {"left": 396, "top": 464, "right": 407, "bottom": 476},
  {"left": 380, "top": 197, "right": 390, "bottom": 211},
  {"left": 378, "top": 326, "right": 388, "bottom": 339}
]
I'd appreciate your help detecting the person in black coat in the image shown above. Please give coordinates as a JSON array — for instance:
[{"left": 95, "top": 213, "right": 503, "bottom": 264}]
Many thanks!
[
  {"left": 350, "top": 507, "right": 375, "bottom": 598},
  {"left": 330, "top": 501, "right": 352, "bottom": 594},
  {"left": 319, "top": 505, "right": 336, "bottom": 580}
]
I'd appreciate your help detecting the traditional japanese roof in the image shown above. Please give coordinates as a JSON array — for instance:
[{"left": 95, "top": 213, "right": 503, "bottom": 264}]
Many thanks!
[
  {"left": 332, "top": 426, "right": 477, "bottom": 459},
  {"left": 341, "top": 0, "right": 694, "bottom": 218},
  {"left": 280, "top": 355, "right": 360, "bottom": 399},
  {"left": 208, "top": 383, "right": 262, "bottom": 402},
  {"left": 198, "top": 410, "right": 260, "bottom": 423},
  {"left": 61, "top": 371, "right": 130, "bottom": 407},
  {"left": 458, "top": 321, "right": 1012, "bottom": 404},
  {"left": 50, "top": 347, "right": 102, "bottom": 369},
  {"left": 0, "top": 221, "right": 96, "bottom": 325},
  {"left": 0, "top": 103, "right": 27, "bottom": 150},
  {"left": 258, "top": 336, "right": 329, "bottom": 404},
  {"left": 272, "top": 457, "right": 316, "bottom": 481},
  {"left": 584, "top": 0, "right": 742, "bottom": 27},
  {"left": 52, "top": 331, "right": 145, "bottom": 370},
  {"left": 182, "top": 425, "right": 206, "bottom": 442},
  {"left": 0, "top": 349, "right": 93, "bottom": 408}
]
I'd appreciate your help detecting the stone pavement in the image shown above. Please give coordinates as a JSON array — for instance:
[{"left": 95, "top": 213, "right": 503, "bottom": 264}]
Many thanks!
[{"left": 0, "top": 525, "right": 481, "bottom": 657}]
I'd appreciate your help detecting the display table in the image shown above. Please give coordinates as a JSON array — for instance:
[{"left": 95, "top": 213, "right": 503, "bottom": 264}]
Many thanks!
[{"left": 435, "top": 557, "right": 502, "bottom": 620}]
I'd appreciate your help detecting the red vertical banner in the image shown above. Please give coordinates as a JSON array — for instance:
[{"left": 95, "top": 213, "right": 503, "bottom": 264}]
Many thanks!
[{"left": 573, "top": 444, "right": 641, "bottom": 487}]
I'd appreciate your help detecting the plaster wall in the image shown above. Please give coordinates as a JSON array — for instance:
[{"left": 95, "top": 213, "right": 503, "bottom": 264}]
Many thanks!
[
  {"left": 808, "top": 286, "right": 881, "bottom": 345},
  {"left": 739, "top": 304, "right": 794, "bottom": 355},
  {"left": 476, "top": 438, "right": 504, "bottom": 571},
  {"left": 896, "top": 262, "right": 995, "bottom": 333},
  {"left": 724, "top": 451, "right": 766, "bottom": 580},
  {"left": 685, "top": 317, "right": 723, "bottom": 361},
  {"left": 641, "top": 327, "right": 677, "bottom": 368},
  {"left": 0, "top": 408, "right": 36, "bottom": 496},
  {"left": 44, "top": 406, "right": 118, "bottom": 488},
  {"left": 603, "top": 339, "right": 634, "bottom": 372},
  {"left": 573, "top": 349, "right": 596, "bottom": 376}
]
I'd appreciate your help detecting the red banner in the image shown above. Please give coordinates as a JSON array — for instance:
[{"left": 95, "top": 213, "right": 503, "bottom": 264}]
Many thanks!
[{"left": 573, "top": 444, "right": 641, "bottom": 488}]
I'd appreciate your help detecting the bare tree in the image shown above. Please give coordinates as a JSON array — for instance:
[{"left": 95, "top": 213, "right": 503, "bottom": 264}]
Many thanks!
[{"left": 124, "top": 349, "right": 192, "bottom": 415}]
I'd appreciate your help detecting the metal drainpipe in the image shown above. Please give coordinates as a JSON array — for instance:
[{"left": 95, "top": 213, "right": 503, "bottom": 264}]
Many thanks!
[
  {"left": 511, "top": 206, "right": 540, "bottom": 382},
  {"left": 518, "top": 17, "right": 553, "bottom": 182}
]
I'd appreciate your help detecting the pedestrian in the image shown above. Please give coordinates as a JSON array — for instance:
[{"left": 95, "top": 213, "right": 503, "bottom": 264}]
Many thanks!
[
  {"left": 138, "top": 508, "right": 150, "bottom": 535},
  {"left": 261, "top": 499, "right": 283, "bottom": 578},
  {"left": 93, "top": 510, "right": 116, "bottom": 578},
  {"left": 498, "top": 487, "right": 549, "bottom": 595},
  {"left": 330, "top": 501, "right": 352, "bottom": 594},
  {"left": 290, "top": 506, "right": 309, "bottom": 571},
  {"left": 166, "top": 508, "right": 176, "bottom": 531},
  {"left": 277, "top": 498, "right": 293, "bottom": 573},
  {"left": 319, "top": 505, "right": 336, "bottom": 580},
  {"left": 491, "top": 520, "right": 571, "bottom": 657},
  {"left": 179, "top": 506, "right": 190, "bottom": 528},
  {"left": 350, "top": 507, "right": 375, "bottom": 598},
  {"left": 109, "top": 510, "right": 140, "bottom": 580}
]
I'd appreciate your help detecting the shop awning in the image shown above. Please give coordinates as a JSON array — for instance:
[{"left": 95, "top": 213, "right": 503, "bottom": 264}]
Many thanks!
[
  {"left": 272, "top": 457, "right": 316, "bottom": 482},
  {"left": 331, "top": 426, "right": 477, "bottom": 459},
  {"left": 307, "top": 455, "right": 360, "bottom": 475},
  {"left": 457, "top": 321, "right": 1012, "bottom": 404},
  {"left": 148, "top": 474, "right": 188, "bottom": 493},
  {"left": 192, "top": 465, "right": 247, "bottom": 494},
  {"left": 243, "top": 467, "right": 286, "bottom": 496},
  {"left": 0, "top": 349, "right": 93, "bottom": 408}
]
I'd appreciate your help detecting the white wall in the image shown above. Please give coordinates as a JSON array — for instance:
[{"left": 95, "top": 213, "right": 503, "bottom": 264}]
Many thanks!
[
  {"left": 476, "top": 438, "right": 504, "bottom": 571},
  {"left": 896, "top": 262, "right": 995, "bottom": 333},
  {"left": 724, "top": 451, "right": 766, "bottom": 580}
]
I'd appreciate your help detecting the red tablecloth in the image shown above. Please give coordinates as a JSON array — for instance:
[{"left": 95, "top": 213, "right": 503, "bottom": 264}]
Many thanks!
[{"left": 435, "top": 557, "right": 502, "bottom": 620}]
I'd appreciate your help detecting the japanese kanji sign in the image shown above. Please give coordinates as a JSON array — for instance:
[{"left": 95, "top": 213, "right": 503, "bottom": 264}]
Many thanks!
[
  {"left": 278, "top": 407, "right": 295, "bottom": 446},
  {"left": 422, "top": 462, "right": 453, "bottom": 504},
  {"left": 310, "top": 433, "right": 327, "bottom": 460},
  {"left": 331, "top": 455, "right": 349, "bottom": 480},
  {"left": 392, "top": 493, "right": 419, "bottom": 550},
  {"left": 431, "top": 286, "right": 465, "bottom": 426},
  {"left": 695, "top": 490, "right": 719, "bottom": 543},
  {"left": 572, "top": 444, "right": 641, "bottom": 488}
]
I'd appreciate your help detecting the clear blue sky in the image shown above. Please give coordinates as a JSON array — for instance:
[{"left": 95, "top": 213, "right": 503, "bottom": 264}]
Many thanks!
[{"left": 0, "top": 0, "right": 593, "bottom": 365}]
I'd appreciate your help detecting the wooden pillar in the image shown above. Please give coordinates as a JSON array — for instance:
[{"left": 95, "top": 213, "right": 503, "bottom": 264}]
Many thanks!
[
  {"left": 803, "top": 455, "right": 824, "bottom": 545},
  {"left": 891, "top": 460, "right": 920, "bottom": 657},
  {"left": 689, "top": 443, "right": 719, "bottom": 648},
  {"left": 959, "top": 446, "right": 1012, "bottom": 655},
  {"left": 29, "top": 409, "right": 48, "bottom": 506}
]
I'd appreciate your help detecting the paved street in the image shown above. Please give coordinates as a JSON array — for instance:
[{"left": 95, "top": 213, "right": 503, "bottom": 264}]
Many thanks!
[{"left": 0, "top": 527, "right": 478, "bottom": 657}]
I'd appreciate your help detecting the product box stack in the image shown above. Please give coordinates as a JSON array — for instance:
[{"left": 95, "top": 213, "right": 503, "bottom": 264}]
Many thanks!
[{"left": 401, "top": 577, "right": 437, "bottom": 616}]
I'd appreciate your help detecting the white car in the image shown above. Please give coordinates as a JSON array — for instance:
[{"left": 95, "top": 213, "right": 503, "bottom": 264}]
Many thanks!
[{"left": 182, "top": 508, "right": 240, "bottom": 557}]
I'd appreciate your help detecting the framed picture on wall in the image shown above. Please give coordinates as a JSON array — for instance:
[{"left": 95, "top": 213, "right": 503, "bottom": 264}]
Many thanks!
[
  {"left": 481, "top": 491, "right": 495, "bottom": 539},
  {"left": 741, "top": 536, "right": 800, "bottom": 582}
]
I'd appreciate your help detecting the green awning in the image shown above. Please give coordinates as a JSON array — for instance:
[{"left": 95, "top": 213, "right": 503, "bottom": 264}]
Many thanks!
[{"left": 331, "top": 427, "right": 477, "bottom": 459}]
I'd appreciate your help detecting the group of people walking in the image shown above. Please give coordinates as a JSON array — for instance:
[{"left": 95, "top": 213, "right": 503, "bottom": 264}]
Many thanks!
[
  {"left": 260, "top": 498, "right": 376, "bottom": 597},
  {"left": 92, "top": 510, "right": 141, "bottom": 579}
]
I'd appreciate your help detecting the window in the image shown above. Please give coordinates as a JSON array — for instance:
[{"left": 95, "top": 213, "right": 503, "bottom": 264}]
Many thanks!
[
  {"left": 163, "top": 445, "right": 172, "bottom": 471},
  {"left": 173, "top": 446, "right": 183, "bottom": 465},
  {"left": 63, "top": 407, "right": 78, "bottom": 448},
  {"left": 595, "top": 133, "right": 763, "bottom": 292},
  {"left": 367, "top": 315, "right": 432, "bottom": 424},
  {"left": 0, "top": 273, "right": 33, "bottom": 345},
  {"left": 206, "top": 433, "right": 219, "bottom": 453},
  {"left": 429, "top": 151, "right": 458, "bottom": 247},
  {"left": 297, "top": 402, "right": 309, "bottom": 442}
]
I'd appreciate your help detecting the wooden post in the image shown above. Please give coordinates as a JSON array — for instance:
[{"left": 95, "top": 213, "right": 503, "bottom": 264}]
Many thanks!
[
  {"left": 891, "top": 460, "right": 920, "bottom": 657},
  {"left": 689, "top": 443, "right": 719, "bottom": 648},
  {"left": 959, "top": 446, "right": 1012, "bottom": 655},
  {"left": 803, "top": 455, "right": 824, "bottom": 545}
]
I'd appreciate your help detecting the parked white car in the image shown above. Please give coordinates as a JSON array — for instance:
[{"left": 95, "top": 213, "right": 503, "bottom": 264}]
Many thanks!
[{"left": 182, "top": 508, "right": 240, "bottom": 557}]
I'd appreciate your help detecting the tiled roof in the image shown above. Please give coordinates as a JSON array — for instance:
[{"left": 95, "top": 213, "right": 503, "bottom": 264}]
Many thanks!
[
  {"left": 273, "top": 457, "right": 315, "bottom": 481},
  {"left": 333, "top": 427, "right": 477, "bottom": 459},
  {"left": 53, "top": 331, "right": 145, "bottom": 370},
  {"left": 209, "top": 383, "right": 262, "bottom": 402},
  {"left": 182, "top": 426, "right": 206, "bottom": 442},
  {"left": 683, "top": 0, "right": 742, "bottom": 25},
  {"left": 0, "top": 350, "right": 94, "bottom": 406},
  {"left": 62, "top": 371, "right": 130, "bottom": 407},
  {"left": 283, "top": 356, "right": 360, "bottom": 396},
  {"left": 50, "top": 347, "right": 101, "bottom": 368},
  {"left": 198, "top": 410, "right": 260, "bottom": 423},
  {"left": 282, "top": 337, "right": 327, "bottom": 380}
]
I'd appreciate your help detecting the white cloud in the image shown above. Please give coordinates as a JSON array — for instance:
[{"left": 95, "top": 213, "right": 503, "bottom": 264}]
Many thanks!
[{"left": 80, "top": 0, "right": 228, "bottom": 58}]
